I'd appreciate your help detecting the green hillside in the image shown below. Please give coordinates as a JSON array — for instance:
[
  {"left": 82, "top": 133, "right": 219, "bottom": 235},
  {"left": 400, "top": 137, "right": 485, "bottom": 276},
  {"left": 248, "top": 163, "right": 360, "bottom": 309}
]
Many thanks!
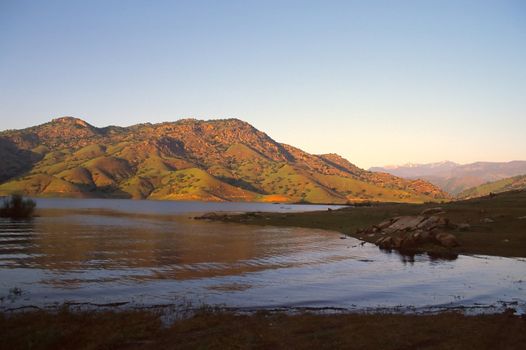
[
  {"left": 0, "top": 117, "right": 449, "bottom": 203},
  {"left": 458, "top": 175, "right": 526, "bottom": 199}
]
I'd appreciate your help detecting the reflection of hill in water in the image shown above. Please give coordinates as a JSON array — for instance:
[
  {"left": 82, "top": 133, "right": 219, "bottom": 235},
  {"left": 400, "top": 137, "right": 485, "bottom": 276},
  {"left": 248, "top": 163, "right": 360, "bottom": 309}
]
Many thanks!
[
  {"left": 2, "top": 212, "right": 341, "bottom": 283},
  {"left": 0, "top": 206, "right": 524, "bottom": 313},
  {"left": 0, "top": 219, "right": 36, "bottom": 264}
]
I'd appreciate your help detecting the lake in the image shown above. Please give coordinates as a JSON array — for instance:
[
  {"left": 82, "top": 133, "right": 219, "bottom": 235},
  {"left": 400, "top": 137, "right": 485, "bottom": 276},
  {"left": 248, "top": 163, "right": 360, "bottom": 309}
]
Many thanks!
[{"left": 0, "top": 198, "right": 524, "bottom": 314}]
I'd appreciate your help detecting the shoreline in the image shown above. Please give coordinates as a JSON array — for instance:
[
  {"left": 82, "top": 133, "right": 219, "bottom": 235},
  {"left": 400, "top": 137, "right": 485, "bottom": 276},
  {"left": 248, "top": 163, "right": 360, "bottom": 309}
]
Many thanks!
[
  {"left": 1, "top": 191, "right": 525, "bottom": 348},
  {"left": 198, "top": 190, "right": 526, "bottom": 258},
  {"left": 2, "top": 300, "right": 522, "bottom": 317}
]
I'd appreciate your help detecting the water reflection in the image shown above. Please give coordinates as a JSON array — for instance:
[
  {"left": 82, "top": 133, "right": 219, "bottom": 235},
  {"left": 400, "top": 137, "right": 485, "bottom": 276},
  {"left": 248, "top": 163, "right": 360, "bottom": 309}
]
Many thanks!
[
  {"left": 0, "top": 208, "right": 524, "bottom": 313},
  {"left": 0, "top": 218, "right": 36, "bottom": 267},
  {"left": 1, "top": 214, "right": 345, "bottom": 281},
  {"left": 390, "top": 250, "right": 459, "bottom": 265},
  {"left": 35, "top": 198, "right": 346, "bottom": 215}
]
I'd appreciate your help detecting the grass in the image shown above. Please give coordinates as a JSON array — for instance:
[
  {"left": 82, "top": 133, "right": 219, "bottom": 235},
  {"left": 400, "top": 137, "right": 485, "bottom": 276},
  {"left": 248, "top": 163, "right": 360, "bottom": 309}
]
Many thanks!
[
  {"left": 56, "top": 167, "right": 96, "bottom": 188},
  {"left": 0, "top": 130, "right": 447, "bottom": 204},
  {"left": 0, "top": 308, "right": 524, "bottom": 350},
  {"left": 148, "top": 167, "right": 258, "bottom": 201},
  {"left": 72, "top": 144, "right": 107, "bottom": 160},
  {"left": 0, "top": 156, "right": 440, "bottom": 203},
  {"left": 311, "top": 172, "right": 429, "bottom": 203},
  {"left": 0, "top": 174, "right": 89, "bottom": 198},
  {"left": 212, "top": 190, "right": 526, "bottom": 258},
  {"left": 459, "top": 175, "right": 526, "bottom": 199}
]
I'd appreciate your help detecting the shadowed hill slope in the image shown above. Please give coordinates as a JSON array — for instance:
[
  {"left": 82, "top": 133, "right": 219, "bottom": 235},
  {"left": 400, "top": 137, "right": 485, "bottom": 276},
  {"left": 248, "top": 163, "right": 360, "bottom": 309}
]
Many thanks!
[{"left": 0, "top": 117, "right": 448, "bottom": 203}]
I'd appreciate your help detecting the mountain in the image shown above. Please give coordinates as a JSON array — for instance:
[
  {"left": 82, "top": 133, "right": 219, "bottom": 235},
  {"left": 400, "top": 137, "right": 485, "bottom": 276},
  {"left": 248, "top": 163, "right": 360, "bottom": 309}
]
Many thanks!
[
  {"left": 0, "top": 117, "right": 448, "bottom": 203},
  {"left": 370, "top": 161, "right": 460, "bottom": 178},
  {"left": 370, "top": 161, "right": 526, "bottom": 195},
  {"left": 458, "top": 175, "right": 526, "bottom": 199}
]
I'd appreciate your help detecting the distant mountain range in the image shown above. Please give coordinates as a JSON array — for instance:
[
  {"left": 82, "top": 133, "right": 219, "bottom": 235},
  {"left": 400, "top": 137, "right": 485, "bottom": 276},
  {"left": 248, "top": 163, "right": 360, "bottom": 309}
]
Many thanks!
[
  {"left": 370, "top": 161, "right": 526, "bottom": 195},
  {"left": 0, "top": 117, "right": 448, "bottom": 203}
]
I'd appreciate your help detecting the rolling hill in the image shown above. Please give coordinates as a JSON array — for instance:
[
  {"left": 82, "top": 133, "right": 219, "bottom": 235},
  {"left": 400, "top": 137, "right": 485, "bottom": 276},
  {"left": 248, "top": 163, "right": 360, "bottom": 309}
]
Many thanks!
[
  {"left": 0, "top": 117, "right": 448, "bottom": 203},
  {"left": 458, "top": 175, "right": 526, "bottom": 199},
  {"left": 370, "top": 161, "right": 526, "bottom": 195}
]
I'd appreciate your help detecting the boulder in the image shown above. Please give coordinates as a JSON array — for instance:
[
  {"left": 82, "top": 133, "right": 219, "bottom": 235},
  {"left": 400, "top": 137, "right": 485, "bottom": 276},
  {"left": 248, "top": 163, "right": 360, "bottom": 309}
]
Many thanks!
[
  {"left": 411, "top": 230, "right": 430, "bottom": 243},
  {"left": 391, "top": 236, "right": 404, "bottom": 249},
  {"left": 363, "top": 214, "right": 461, "bottom": 253},
  {"left": 377, "top": 236, "right": 393, "bottom": 249},
  {"left": 416, "top": 216, "right": 442, "bottom": 230},
  {"left": 375, "top": 237, "right": 384, "bottom": 245},
  {"left": 458, "top": 223, "right": 471, "bottom": 231},
  {"left": 376, "top": 219, "right": 395, "bottom": 230},
  {"left": 435, "top": 232, "right": 459, "bottom": 247},
  {"left": 421, "top": 207, "right": 444, "bottom": 216},
  {"left": 419, "top": 230, "right": 431, "bottom": 241},
  {"left": 383, "top": 216, "right": 426, "bottom": 233},
  {"left": 400, "top": 235, "right": 417, "bottom": 248}
]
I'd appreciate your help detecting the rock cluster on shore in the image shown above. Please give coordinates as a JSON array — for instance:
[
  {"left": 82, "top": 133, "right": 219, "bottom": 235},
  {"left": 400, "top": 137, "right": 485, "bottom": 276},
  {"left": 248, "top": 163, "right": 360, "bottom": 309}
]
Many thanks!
[
  {"left": 357, "top": 208, "right": 460, "bottom": 251},
  {"left": 194, "top": 212, "right": 262, "bottom": 221}
]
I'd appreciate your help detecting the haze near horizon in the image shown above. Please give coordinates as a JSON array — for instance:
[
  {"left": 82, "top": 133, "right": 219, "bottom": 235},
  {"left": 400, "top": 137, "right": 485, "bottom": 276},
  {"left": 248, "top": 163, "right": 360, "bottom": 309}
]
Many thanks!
[{"left": 1, "top": 0, "right": 525, "bottom": 168}]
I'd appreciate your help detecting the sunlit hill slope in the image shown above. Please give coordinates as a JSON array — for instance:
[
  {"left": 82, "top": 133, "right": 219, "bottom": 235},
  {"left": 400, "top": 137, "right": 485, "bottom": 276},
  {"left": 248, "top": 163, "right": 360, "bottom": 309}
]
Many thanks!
[
  {"left": 458, "top": 175, "right": 526, "bottom": 199},
  {"left": 0, "top": 117, "right": 448, "bottom": 203}
]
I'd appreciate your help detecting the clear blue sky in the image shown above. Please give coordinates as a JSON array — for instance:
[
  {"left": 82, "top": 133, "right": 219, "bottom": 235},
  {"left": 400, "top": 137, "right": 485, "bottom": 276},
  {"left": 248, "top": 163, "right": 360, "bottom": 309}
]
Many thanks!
[{"left": 1, "top": 0, "right": 525, "bottom": 168}]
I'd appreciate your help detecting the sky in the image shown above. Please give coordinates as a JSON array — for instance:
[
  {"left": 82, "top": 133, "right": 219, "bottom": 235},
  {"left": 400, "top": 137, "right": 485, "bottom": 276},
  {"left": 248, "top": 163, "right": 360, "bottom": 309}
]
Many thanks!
[{"left": 0, "top": 0, "right": 525, "bottom": 169}]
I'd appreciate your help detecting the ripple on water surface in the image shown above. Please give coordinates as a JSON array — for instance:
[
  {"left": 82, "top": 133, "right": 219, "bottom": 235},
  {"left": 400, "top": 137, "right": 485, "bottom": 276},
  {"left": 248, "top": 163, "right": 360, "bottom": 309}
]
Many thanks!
[{"left": 0, "top": 203, "right": 524, "bottom": 313}]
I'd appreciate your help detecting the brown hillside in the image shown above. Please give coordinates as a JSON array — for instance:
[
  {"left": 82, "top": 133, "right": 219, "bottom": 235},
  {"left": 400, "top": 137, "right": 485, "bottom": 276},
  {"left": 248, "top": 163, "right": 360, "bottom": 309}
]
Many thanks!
[{"left": 0, "top": 117, "right": 449, "bottom": 203}]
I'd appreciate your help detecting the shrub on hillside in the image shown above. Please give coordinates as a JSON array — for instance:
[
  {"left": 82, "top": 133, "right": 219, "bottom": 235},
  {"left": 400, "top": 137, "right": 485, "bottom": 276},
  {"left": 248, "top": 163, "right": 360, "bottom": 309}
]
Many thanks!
[{"left": 0, "top": 194, "right": 36, "bottom": 219}]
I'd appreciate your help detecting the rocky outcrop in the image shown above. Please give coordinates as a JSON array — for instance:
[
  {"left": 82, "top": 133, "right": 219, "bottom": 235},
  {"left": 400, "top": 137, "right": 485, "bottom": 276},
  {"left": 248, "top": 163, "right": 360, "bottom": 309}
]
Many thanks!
[{"left": 357, "top": 212, "right": 460, "bottom": 252}]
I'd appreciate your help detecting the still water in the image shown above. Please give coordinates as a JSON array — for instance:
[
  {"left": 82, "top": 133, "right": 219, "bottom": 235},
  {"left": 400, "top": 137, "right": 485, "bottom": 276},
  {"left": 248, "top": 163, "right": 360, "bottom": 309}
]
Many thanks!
[{"left": 0, "top": 199, "right": 524, "bottom": 313}]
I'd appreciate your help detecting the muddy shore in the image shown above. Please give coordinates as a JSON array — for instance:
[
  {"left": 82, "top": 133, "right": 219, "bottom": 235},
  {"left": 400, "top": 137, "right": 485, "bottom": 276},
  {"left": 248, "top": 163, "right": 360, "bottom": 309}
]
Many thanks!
[{"left": 1, "top": 308, "right": 525, "bottom": 350}]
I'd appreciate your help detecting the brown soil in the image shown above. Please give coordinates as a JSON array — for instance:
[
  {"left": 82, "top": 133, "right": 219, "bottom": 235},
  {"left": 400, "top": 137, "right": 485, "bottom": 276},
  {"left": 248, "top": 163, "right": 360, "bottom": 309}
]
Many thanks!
[{"left": 1, "top": 308, "right": 525, "bottom": 350}]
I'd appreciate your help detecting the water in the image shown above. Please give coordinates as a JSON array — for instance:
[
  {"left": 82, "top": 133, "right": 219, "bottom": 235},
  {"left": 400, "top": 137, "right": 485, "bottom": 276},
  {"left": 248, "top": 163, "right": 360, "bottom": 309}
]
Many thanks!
[
  {"left": 34, "top": 198, "right": 346, "bottom": 215},
  {"left": 0, "top": 199, "right": 524, "bottom": 313}
]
